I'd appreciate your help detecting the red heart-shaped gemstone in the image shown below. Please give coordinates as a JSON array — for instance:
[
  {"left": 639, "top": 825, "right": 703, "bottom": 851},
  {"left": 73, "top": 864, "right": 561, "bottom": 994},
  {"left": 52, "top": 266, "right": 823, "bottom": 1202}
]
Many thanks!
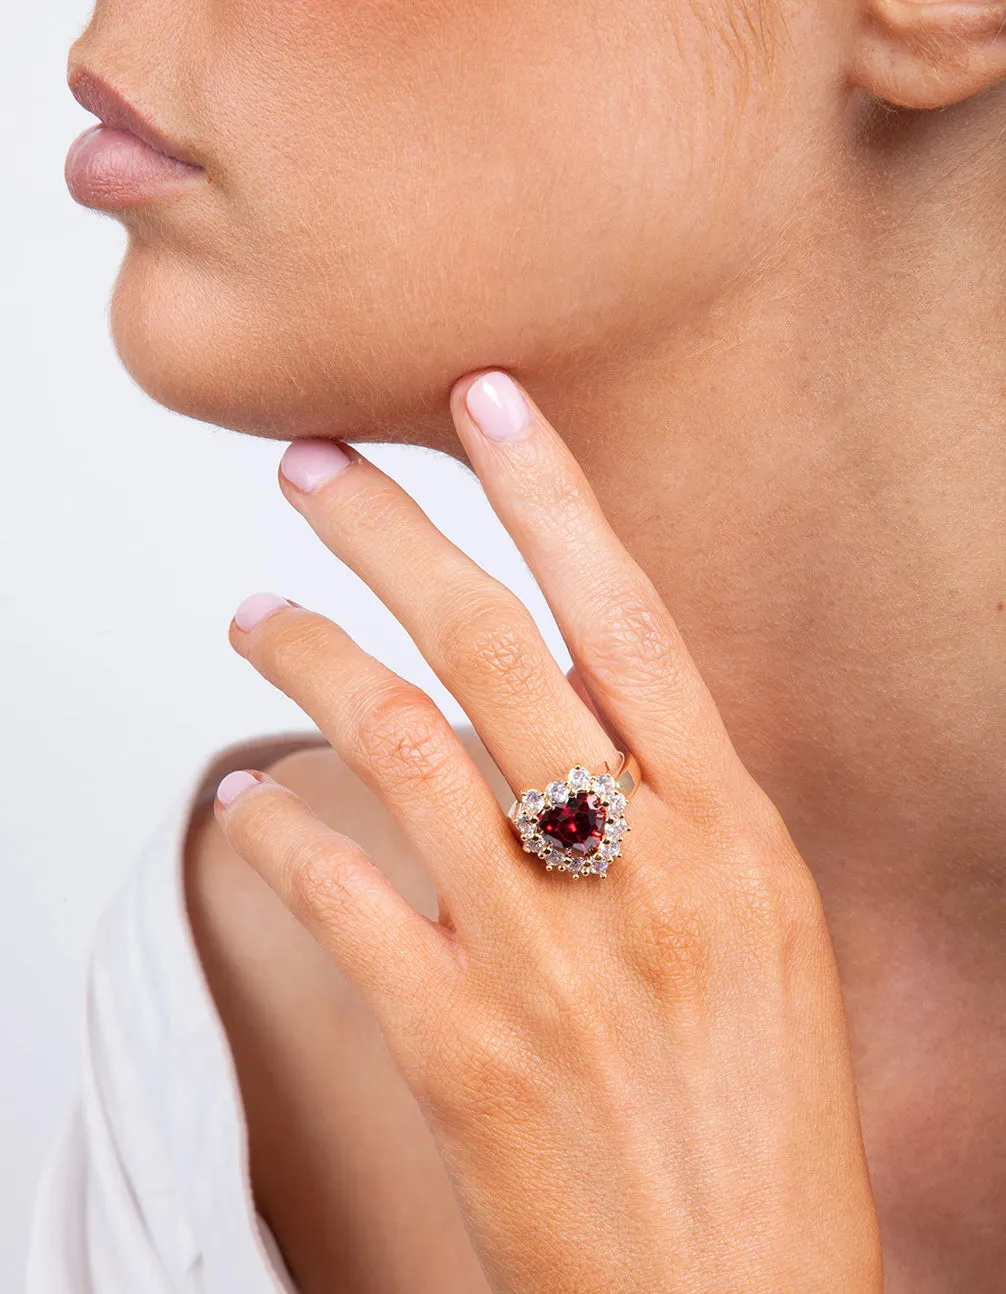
[{"left": 538, "top": 791, "right": 606, "bottom": 857}]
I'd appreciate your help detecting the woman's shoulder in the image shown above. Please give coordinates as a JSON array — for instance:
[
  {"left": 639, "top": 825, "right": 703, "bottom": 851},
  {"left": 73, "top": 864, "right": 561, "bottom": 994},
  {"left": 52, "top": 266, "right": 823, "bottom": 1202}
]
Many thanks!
[{"left": 27, "top": 725, "right": 508, "bottom": 1294}]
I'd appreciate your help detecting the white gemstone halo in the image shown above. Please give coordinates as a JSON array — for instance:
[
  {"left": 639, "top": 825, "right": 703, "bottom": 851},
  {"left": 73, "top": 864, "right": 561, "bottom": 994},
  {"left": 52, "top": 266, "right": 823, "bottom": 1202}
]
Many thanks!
[{"left": 507, "top": 764, "right": 631, "bottom": 878}]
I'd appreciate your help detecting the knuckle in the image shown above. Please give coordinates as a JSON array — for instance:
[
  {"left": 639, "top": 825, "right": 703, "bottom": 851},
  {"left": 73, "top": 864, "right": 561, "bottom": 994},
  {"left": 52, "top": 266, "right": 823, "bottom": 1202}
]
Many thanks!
[
  {"left": 285, "top": 834, "right": 353, "bottom": 928},
  {"left": 439, "top": 596, "right": 543, "bottom": 700},
  {"left": 525, "top": 946, "right": 625, "bottom": 1069},
  {"left": 267, "top": 744, "right": 442, "bottom": 915},
  {"left": 720, "top": 834, "right": 826, "bottom": 957},
  {"left": 662, "top": 764, "right": 741, "bottom": 828},
  {"left": 621, "top": 809, "right": 823, "bottom": 997},
  {"left": 621, "top": 879, "right": 719, "bottom": 1000},
  {"left": 730, "top": 776, "right": 796, "bottom": 845},
  {"left": 352, "top": 683, "right": 454, "bottom": 790},
  {"left": 581, "top": 583, "right": 680, "bottom": 687},
  {"left": 453, "top": 1019, "right": 526, "bottom": 1080},
  {"left": 443, "top": 1018, "right": 547, "bottom": 1120},
  {"left": 677, "top": 767, "right": 795, "bottom": 849}
]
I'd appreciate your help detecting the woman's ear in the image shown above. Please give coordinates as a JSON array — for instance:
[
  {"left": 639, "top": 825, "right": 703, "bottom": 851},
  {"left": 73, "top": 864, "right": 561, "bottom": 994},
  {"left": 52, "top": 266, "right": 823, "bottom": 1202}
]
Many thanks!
[{"left": 851, "top": 0, "right": 1006, "bottom": 107}]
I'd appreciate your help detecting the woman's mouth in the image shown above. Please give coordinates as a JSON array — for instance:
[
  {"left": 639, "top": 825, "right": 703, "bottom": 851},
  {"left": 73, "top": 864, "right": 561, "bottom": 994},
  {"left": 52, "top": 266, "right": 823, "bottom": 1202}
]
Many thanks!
[{"left": 65, "top": 68, "right": 204, "bottom": 210}]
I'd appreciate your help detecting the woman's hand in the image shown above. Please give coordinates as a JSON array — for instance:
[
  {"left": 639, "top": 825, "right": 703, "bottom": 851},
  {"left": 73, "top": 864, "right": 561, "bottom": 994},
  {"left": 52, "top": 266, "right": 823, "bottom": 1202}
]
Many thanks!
[{"left": 213, "top": 371, "right": 882, "bottom": 1293}]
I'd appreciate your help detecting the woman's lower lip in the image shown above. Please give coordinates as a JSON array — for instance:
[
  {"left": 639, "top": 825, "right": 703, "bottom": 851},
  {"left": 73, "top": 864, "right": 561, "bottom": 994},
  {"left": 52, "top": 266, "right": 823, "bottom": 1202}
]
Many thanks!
[{"left": 65, "top": 124, "right": 203, "bottom": 210}]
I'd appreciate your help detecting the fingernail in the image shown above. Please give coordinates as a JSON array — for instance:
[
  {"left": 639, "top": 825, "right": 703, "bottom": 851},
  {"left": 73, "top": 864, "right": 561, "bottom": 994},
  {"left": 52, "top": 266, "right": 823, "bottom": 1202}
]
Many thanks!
[
  {"left": 216, "top": 769, "right": 263, "bottom": 807},
  {"left": 280, "top": 439, "right": 351, "bottom": 493},
  {"left": 464, "top": 371, "right": 531, "bottom": 443},
  {"left": 233, "top": 592, "right": 292, "bottom": 632}
]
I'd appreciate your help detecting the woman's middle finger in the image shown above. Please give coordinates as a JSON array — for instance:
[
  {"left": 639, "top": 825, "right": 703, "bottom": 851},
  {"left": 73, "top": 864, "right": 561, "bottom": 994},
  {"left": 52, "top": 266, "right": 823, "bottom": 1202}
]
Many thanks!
[
  {"left": 449, "top": 371, "right": 746, "bottom": 812},
  {"left": 275, "top": 440, "right": 619, "bottom": 798}
]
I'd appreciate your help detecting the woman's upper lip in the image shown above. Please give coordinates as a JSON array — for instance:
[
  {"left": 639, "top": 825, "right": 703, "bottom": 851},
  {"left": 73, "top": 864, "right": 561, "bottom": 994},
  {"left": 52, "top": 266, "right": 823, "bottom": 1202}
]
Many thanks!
[{"left": 67, "top": 67, "right": 203, "bottom": 169}]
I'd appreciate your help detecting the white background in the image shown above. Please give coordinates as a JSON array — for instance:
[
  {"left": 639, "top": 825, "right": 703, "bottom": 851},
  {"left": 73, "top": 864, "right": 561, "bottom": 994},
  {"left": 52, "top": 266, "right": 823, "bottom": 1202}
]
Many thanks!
[{"left": 1, "top": 5, "right": 567, "bottom": 1285}]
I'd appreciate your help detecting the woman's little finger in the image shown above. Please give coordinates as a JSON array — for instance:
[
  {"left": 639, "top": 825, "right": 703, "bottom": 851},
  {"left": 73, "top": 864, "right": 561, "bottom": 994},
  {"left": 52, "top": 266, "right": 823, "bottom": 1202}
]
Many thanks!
[{"left": 213, "top": 768, "right": 460, "bottom": 1016}]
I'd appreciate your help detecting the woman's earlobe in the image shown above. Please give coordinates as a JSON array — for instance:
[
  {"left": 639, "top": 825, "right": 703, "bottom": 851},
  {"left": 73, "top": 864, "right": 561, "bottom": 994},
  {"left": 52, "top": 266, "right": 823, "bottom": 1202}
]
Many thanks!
[{"left": 851, "top": 0, "right": 1006, "bottom": 108}]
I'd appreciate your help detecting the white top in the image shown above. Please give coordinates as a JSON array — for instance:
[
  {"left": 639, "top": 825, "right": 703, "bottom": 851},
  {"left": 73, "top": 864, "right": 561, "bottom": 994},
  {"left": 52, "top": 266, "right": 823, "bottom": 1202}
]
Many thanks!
[{"left": 25, "top": 734, "right": 325, "bottom": 1294}]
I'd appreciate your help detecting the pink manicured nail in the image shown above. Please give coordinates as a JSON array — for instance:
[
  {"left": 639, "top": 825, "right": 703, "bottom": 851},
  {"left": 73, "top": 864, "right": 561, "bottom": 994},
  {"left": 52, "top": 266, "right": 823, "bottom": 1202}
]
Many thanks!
[
  {"left": 465, "top": 371, "right": 532, "bottom": 443},
  {"left": 233, "top": 592, "right": 291, "bottom": 632},
  {"left": 216, "top": 769, "right": 263, "bottom": 807},
  {"left": 280, "top": 439, "right": 351, "bottom": 493}
]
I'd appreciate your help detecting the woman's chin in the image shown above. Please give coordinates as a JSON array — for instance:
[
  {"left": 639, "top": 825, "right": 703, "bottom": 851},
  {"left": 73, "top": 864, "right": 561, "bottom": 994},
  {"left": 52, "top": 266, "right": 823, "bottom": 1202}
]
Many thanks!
[
  {"left": 106, "top": 253, "right": 461, "bottom": 448},
  {"left": 109, "top": 266, "right": 342, "bottom": 439}
]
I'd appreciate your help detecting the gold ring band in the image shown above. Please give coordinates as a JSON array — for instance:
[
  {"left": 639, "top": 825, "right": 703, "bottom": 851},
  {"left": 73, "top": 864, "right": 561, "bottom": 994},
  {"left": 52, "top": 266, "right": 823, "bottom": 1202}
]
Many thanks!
[{"left": 605, "top": 750, "right": 642, "bottom": 802}]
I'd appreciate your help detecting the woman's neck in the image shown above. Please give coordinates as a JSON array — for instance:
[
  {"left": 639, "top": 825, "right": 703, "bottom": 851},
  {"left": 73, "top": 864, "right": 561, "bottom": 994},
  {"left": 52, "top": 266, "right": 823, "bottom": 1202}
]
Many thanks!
[
  {"left": 528, "top": 145, "right": 1006, "bottom": 1275},
  {"left": 538, "top": 123, "right": 1006, "bottom": 937}
]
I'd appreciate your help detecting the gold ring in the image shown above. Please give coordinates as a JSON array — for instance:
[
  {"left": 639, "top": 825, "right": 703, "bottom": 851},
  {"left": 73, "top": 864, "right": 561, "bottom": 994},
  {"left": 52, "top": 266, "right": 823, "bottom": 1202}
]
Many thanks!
[{"left": 506, "top": 752, "right": 641, "bottom": 878}]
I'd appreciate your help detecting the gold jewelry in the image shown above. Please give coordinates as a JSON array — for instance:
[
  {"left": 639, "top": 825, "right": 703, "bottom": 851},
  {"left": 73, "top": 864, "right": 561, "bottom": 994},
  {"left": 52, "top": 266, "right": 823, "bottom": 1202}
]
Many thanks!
[{"left": 506, "top": 752, "right": 640, "bottom": 878}]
